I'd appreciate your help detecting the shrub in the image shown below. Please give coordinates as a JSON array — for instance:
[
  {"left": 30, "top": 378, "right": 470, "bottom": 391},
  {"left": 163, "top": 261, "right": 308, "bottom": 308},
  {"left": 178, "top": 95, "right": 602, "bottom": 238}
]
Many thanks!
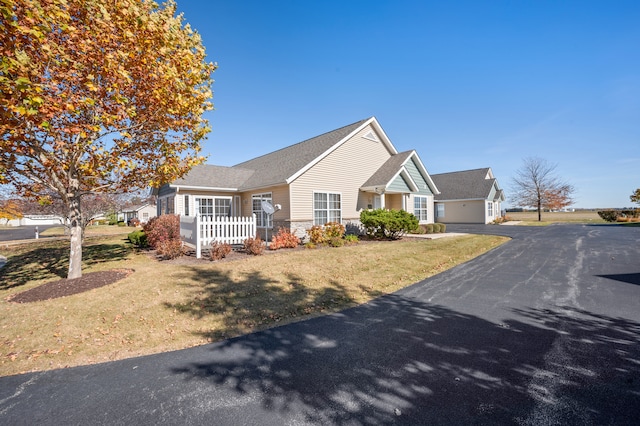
[
  {"left": 128, "top": 218, "right": 141, "bottom": 227},
  {"left": 306, "top": 225, "right": 326, "bottom": 245},
  {"left": 107, "top": 213, "right": 118, "bottom": 225},
  {"left": 411, "top": 225, "right": 426, "bottom": 234},
  {"left": 324, "top": 222, "right": 345, "bottom": 239},
  {"left": 244, "top": 236, "right": 265, "bottom": 255},
  {"left": 597, "top": 210, "right": 619, "bottom": 222},
  {"left": 209, "top": 241, "right": 232, "bottom": 260},
  {"left": 143, "top": 215, "right": 181, "bottom": 249},
  {"left": 439, "top": 223, "right": 446, "bottom": 233},
  {"left": 344, "top": 234, "right": 359, "bottom": 245},
  {"left": 329, "top": 237, "right": 344, "bottom": 247},
  {"left": 117, "top": 221, "right": 126, "bottom": 227},
  {"left": 156, "top": 239, "right": 184, "bottom": 260},
  {"left": 433, "top": 223, "right": 442, "bottom": 233},
  {"left": 425, "top": 224, "right": 434, "bottom": 234},
  {"left": 304, "top": 241, "right": 317, "bottom": 249},
  {"left": 127, "top": 230, "right": 148, "bottom": 247},
  {"left": 270, "top": 228, "right": 301, "bottom": 250},
  {"left": 360, "top": 208, "right": 419, "bottom": 240}
]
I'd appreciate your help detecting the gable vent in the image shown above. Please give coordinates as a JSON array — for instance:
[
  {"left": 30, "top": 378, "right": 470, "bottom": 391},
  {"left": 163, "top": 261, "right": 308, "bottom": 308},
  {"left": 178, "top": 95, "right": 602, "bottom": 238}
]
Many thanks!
[{"left": 363, "top": 130, "right": 379, "bottom": 142}]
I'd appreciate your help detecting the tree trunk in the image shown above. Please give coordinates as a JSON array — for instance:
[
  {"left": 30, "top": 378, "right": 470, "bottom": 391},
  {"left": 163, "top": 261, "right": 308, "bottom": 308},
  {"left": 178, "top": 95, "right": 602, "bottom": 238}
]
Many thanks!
[
  {"left": 537, "top": 200, "right": 542, "bottom": 222},
  {"left": 67, "top": 196, "right": 83, "bottom": 279}
]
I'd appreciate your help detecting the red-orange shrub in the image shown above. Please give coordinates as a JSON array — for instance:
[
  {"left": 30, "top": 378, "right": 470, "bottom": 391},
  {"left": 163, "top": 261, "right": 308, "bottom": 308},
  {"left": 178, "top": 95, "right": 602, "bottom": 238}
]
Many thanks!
[
  {"left": 156, "top": 239, "right": 184, "bottom": 259},
  {"left": 143, "top": 214, "right": 180, "bottom": 249},
  {"left": 269, "top": 228, "right": 301, "bottom": 250},
  {"left": 210, "top": 241, "right": 232, "bottom": 260},
  {"left": 244, "top": 236, "right": 265, "bottom": 255}
]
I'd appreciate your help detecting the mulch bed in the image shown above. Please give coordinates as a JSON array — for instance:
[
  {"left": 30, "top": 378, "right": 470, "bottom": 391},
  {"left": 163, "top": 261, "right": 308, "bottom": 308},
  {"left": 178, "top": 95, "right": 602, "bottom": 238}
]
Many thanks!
[{"left": 8, "top": 269, "right": 133, "bottom": 304}]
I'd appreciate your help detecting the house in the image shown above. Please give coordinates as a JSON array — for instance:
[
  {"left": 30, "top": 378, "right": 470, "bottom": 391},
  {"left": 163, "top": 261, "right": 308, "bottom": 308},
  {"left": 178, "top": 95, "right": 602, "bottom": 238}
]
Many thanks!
[
  {"left": 6, "top": 215, "right": 64, "bottom": 227},
  {"left": 155, "top": 117, "right": 440, "bottom": 238},
  {"left": 431, "top": 168, "right": 505, "bottom": 224},
  {"left": 118, "top": 203, "right": 157, "bottom": 224}
]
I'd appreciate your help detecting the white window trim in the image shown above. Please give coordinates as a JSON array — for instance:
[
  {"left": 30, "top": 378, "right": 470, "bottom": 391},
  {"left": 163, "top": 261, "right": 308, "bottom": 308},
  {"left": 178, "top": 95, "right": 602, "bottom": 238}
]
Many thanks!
[
  {"left": 195, "top": 196, "right": 233, "bottom": 218},
  {"left": 252, "top": 193, "right": 273, "bottom": 228},
  {"left": 414, "top": 195, "right": 429, "bottom": 222},
  {"left": 313, "top": 191, "right": 342, "bottom": 226}
]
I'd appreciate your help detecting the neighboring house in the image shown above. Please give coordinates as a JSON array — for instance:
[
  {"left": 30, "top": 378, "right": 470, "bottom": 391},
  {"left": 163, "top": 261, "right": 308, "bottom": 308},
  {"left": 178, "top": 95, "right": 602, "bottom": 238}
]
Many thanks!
[
  {"left": 155, "top": 117, "right": 440, "bottom": 238},
  {"left": 118, "top": 203, "right": 157, "bottom": 224},
  {"left": 6, "top": 215, "right": 64, "bottom": 227},
  {"left": 431, "top": 168, "right": 506, "bottom": 224}
]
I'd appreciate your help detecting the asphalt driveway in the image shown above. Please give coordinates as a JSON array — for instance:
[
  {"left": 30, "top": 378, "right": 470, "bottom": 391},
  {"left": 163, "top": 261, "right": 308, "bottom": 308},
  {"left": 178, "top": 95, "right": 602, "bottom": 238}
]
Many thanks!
[
  {"left": 1, "top": 224, "right": 639, "bottom": 425},
  {"left": 0, "top": 225, "right": 59, "bottom": 242}
]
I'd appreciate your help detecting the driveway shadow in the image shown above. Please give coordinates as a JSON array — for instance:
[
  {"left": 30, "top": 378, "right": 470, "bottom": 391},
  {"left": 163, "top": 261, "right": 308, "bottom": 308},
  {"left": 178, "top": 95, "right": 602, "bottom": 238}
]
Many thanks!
[
  {"left": 169, "top": 291, "right": 640, "bottom": 424},
  {"left": 596, "top": 273, "right": 640, "bottom": 286}
]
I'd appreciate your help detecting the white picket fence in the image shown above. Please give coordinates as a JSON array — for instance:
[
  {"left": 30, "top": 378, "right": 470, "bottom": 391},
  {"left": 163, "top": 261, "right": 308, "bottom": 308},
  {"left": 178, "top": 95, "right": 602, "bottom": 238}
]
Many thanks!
[{"left": 180, "top": 214, "right": 257, "bottom": 258}]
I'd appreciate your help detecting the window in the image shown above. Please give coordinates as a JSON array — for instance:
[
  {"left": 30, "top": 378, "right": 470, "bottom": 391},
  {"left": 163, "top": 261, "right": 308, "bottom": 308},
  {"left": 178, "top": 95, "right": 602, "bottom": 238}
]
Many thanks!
[
  {"left": 314, "top": 192, "right": 341, "bottom": 225},
  {"left": 142, "top": 212, "right": 149, "bottom": 220},
  {"left": 252, "top": 193, "right": 272, "bottom": 228},
  {"left": 166, "top": 196, "right": 175, "bottom": 214},
  {"left": 487, "top": 201, "right": 494, "bottom": 217},
  {"left": 414, "top": 196, "right": 429, "bottom": 221},
  {"left": 184, "top": 195, "right": 190, "bottom": 216},
  {"left": 436, "top": 203, "right": 445, "bottom": 218},
  {"left": 196, "top": 198, "right": 213, "bottom": 217},
  {"left": 196, "top": 197, "right": 231, "bottom": 218},
  {"left": 215, "top": 198, "right": 231, "bottom": 217}
]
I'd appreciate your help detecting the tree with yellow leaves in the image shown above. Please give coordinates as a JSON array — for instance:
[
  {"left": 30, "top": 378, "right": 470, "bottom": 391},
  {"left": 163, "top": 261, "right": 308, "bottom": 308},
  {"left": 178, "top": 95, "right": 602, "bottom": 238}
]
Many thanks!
[
  {"left": 0, "top": 199, "right": 23, "bottom": 225},
  {"left": 1, "top": 0, "right": 216, "bottom": 278}
]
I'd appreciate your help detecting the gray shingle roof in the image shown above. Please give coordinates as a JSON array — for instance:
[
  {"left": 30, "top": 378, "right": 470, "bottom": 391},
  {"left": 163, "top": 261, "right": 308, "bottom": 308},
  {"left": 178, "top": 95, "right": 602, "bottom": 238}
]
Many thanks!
[
  {"left": 172, "top": 164, "right": 254, "bottom": 189},
  {"left": 171, "top": 119, "right": 370, "bottom": 191},
  {"left": 431, "top": 168, "right": 497, "bottom": 200},
  {"left": 234, "top": 118, "right": 369, "bottom": 190},
  {"left": 361, "top": 151, "right": 414, "bottom": 188}
]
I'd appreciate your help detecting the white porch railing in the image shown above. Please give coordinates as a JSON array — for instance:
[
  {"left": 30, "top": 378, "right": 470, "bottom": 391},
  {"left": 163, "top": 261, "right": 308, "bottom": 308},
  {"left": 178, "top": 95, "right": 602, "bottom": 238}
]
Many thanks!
[{"left": 180, "top": 214, "right": 257, "bottom": 258}]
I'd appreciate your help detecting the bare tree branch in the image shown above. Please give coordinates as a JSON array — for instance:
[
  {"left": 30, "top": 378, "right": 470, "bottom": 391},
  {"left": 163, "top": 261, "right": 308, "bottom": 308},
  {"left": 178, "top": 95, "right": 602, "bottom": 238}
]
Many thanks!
[{"left": 510, "top": 157, "right": 576, "bottom": 221}]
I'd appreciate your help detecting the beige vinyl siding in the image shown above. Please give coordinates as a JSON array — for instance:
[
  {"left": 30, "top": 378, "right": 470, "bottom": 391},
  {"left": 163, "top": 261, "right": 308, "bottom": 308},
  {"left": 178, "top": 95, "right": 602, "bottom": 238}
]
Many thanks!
[
  {"left": 289, "top": 125, "right": 394, "bottom": 222},
  {"left": 436, "top": 200, "right": 486, "bottom": 224},
  {"left": 240, "top": 185, "right": 290, "bottom": 225},
  {"left": 386, "top": 194, "right": 404, "bottom": 210}
]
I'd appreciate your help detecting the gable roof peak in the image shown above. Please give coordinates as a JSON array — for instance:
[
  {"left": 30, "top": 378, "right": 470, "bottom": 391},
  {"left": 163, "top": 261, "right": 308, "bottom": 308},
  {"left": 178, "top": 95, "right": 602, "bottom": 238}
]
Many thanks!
[{"left": 233, "top": 118, "right": 372, "bottom": 168}]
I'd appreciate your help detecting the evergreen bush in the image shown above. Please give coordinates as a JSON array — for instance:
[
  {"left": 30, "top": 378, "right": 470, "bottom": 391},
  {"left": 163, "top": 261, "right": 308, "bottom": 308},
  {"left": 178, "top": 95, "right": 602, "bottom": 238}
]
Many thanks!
[{"left": 360, "top": 208, "right": 419, "bottom": 240}]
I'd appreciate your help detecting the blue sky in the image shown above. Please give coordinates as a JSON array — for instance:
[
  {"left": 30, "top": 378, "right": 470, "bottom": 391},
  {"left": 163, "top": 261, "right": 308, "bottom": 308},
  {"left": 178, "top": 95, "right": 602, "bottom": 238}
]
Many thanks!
[{"left": 176, "top": 0, "right": 639, "bottom": 208}]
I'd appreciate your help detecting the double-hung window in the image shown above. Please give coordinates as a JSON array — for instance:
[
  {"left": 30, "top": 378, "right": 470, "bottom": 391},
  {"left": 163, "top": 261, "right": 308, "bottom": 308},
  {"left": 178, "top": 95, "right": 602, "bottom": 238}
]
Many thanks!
[
  {"left": 314, "top": 192, "right": 341, "bottom": 225},
  {"left": 414, "top": 196, "right": 429, "bottom": 221},
  {"left": 487, "top": 201, "right": 494, "bottom": 217},
  {"left": 252, "top": 193, "right": 272, "bottom": 228}
]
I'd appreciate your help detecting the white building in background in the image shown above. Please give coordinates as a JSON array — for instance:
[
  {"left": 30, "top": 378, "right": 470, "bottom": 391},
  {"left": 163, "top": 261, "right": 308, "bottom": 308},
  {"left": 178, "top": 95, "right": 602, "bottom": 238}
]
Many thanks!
[{"left": 6, "top": 215, "right": 64, "bottom": 227}]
